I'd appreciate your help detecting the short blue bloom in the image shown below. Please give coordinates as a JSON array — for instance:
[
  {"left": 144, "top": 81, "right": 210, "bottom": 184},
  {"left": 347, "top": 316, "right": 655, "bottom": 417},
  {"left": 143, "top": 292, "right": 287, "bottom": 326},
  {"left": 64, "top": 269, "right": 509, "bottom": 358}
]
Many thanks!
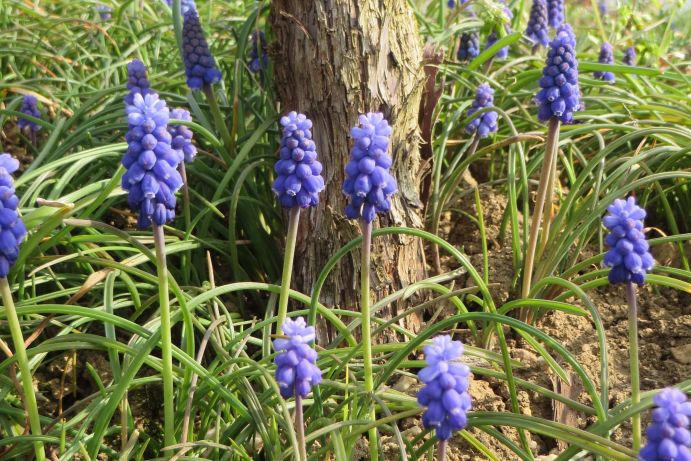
[
  {"left": 525, "top": 0, "right": 550, "bottom": 47},
  {"left": 182, "top": 9, "right": 222, "bottom": 90},
  {"left": 485, "top": 4, "right": 512, "bottom": 59},
  {"left": 343, "top": 113, "right": 397, "bottom": 222},
  {"left": 17, "top": 96, "right": 41, "bottom": 132},
  {"left": 124, "top": 59, "right": 153, "bottom": 106},
  {"left": 535, "top": 26, "right": 581, "bottom": 124},
  {"left": 602, "top": 196, "right": 654, "bottom": 285},
  {"left": 598, "top": 0, "right": 607, "bottom": 15},
  {"left": 594, "top": 42, "right": 615, "bottom": 83},
  {"left": 249, "top": 31, "right": 268, "bottom": 73},
  {"left": 96, "top": 4, "right": 111, "bottom": 21},
  {"left": 465, "top": 84, "right": 498, "bottom": 138},
  {"left": 273, "top": 317, "right": 322, "bottom": 399},
  {"left": 0, "top": 154, "right": 26, "bottom": 278},
  {"left": 169, "top": 108, "right": 197, "bottom": 163},
  {"left": 547, "top": 0, "right": 564, "bottom": 28},
  {"left": 417, "top": 336, "right": 472, "bottom": 441},
  {"left": 624, "top": 46, "right": 637, "bottom": 66},
  {"left": 272, "top": 112, "right": 325, "bottom": 209},
  {"left": 639, "top": 388, "right": 691, "bottom": 461},
  {"left": 448, "top": 0, "right": 468, "bottom": 7},
  {"left": 458, "top": 32, "right": 480, "bottom": 62},
  {"left": 122, "top": 92, "right": 183, "bottom": 229}
]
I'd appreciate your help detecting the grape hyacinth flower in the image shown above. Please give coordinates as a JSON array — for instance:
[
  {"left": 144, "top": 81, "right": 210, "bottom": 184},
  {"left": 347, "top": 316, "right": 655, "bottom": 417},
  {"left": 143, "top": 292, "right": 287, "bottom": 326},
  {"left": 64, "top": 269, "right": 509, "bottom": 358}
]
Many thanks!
[
  {"left": 485, "top": 4, "right": 512, "bottom": 59},
  {"left": 273, "top": 317, "right": 322, "bottom": 398},
  {"left": 598, "top": 0, "right": 607, "bottom": 15},
  {"left": 169, "top": 108, "right": 197, "bottom": 163},
  {"left": 0, "top": 154, "right": 26, "bottom": 277},
  {"left": 417, "top": 336, "right": 472, "bottom": 458},
  {"left": 122, "top": 92, "right": 183, "bottom": 229},
  {"left": 594, "top": 42, "right": 616, "bottom": 83},
  {"left": 447, "top": 0, "right": 467, "bottom": 7},
  {"left": 96, "top": 4, "right": 111, "bottom": 21},
  {"left": 17, "top": 96, "right": 41, "bottom": 133},
  {"left": 525, "top": 0, "right": 550, "bottom": 48},
  {"left": 465, "top": 84, "right": 498, "bottom": 139},
  {"left": 602, "top": 196, "right": 654, "bottom": 285},
  {"left": 535, "top": 28, "right": 581, "bottom": 124},
  {"left": 556, "top": 22, "right": 576, "bottom": 49},
  {"left": 124, "top": 59, "right": 153, "bottom": 105},
  {"left": 624, "top": 46, "right": 637, "bottom": 66},
  {"left": 249, "top": 31, "right": 268, "bottom": 73},
  {"left": 639, "top": 388, "right": 691, "bottom": 461},
  {"left": 547, "top": 0, "right": 564, "bottom": 28},
  {"left": 457, "top": 32, "right": 480, "bottom": 62},
  {"left": 343, "top": 113, "right": 397, "bottom": 223},
  {"left": 182, "top": 9, "right": 222, "bottom": 90}
]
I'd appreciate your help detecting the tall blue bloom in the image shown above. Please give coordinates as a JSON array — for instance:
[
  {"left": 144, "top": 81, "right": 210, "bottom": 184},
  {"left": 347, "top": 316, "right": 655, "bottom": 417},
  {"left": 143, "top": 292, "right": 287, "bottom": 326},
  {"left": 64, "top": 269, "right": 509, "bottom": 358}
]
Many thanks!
[
  {"left": 272, "top": 112, "right": 324, "bottom": 209},
  {"left": 124, "top": 59, "right": 152, "bottom": 106},
  {"left": 525, "top": 0, "right": 550, "bottom": 47},
  {"left": 417, "top": 336, "right": 472, "bottom": 441},
  {"left": 465, "top": 84, "right": 498, "bottom": 138},
  {"left": 624, "top": 46, "right": 637, "bottom": 66},
  {"left": 182, "top": 9, "right": 222, "bottom": 90},
  {"left": 535, "top": 26, "right": 581, "bottom": 123},
  {"left": 546, "top": 0, "right": 564, "bottom": 28},
  {"left": 17, "top": 96, "right": 41, "bottom": 132},
  {"left": 249, "top": 31, "right": 268, "bottom": 73},
  {"left": 602, "top": 197, "right": 654, "bottom": 285},
  {"left": 273, "top": 317, "right": 322, "bottom": 398},
  {"left": 343, "top": 113, "right": 397, "bottom": 222},
  {"left": 594, "top": 42, "right": 615, "bottom": 83},
  {"left": 122, "top": 92, "right": 183, "bottom": 228},
  {"left": 639, "top": 388, "right": 691, "bottom": 461},
  {"left": 96, "top": 4, "right": 111, "bottom": 21},
  {"left": 169, "top": 108, "right": 197, "bottom": 163},
  {"left": 458, "top": 32, "right": 480, "bottom": 62},
  {"left": 0, "top": 154, "right": 26, "bottom": 278}
]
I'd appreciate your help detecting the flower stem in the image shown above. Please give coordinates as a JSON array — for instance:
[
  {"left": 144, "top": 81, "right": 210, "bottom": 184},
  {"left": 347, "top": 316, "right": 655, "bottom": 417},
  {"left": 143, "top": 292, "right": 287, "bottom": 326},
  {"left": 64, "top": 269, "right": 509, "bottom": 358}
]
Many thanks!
[
  {"left": 360, "top": 219, "right": 378, "bottom": 461},
  {"left": 520, "top": 117, "right": 560, "bottom": 322},
  {"left": 202, "top": 85, "right": 233, "bottom": 165},
  {"left": 295, "top": 394, "right": 308, "bottom": 461},
  {"left": 179, "top": 162, "right": 192, "bottom": 283},
  {"left": 625, "top": 281, "right": 641, "bottom": 451},
  {"left": 0, "top": 277, "right": 45, "bottom": 461},
  {"left": 437, "top": 439, "right": 448, "bottom": 461},
  {"left": 276, "top": 207, "right": 301, "bottom": 336},
  {"left": 153, "top": 225, "right": 176, "bottom": 453}
]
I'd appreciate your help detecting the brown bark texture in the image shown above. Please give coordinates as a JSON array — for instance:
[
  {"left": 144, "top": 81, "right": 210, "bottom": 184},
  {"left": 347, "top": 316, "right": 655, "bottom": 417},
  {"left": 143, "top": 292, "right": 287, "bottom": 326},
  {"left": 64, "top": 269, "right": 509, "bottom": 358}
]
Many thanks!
[{"left": 270, "top": 0, "right": 427, "bottom": 346}]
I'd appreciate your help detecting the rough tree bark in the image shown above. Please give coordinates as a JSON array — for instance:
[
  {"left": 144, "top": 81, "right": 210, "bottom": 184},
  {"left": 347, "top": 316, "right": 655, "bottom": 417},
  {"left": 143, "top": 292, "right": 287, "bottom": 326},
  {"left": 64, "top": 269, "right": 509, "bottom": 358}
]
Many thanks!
[{"left": 271, "top": 0, "right": 426, "bottom": 345}]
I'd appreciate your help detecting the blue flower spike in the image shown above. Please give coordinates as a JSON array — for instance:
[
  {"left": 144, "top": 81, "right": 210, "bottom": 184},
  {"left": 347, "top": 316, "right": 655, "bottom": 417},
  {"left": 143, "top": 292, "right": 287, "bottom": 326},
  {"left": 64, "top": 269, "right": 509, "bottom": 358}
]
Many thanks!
[
  {"left": 249, "top": 31, "right": 269, "bottom": 73},
  {"left": 535, "top": 24, "right": 581, "bottom": 124},
  {"left": 18, "top": 96, "right": 41, "bottom": 133},
  {"left": 602, "top": 196, "right": 654, "bottom": 285},
  {"left": 96, "top": 4, "right": 111, "bottom": 21},
  {"left": 169, "top": 108, "right": 197, "bottom": 164},
  {"left": 639, "top": 388, "right": 691, "bottom": 461},
  {"left": 547, "top": 0, "right": 564, "bottom": 28},
  {"left": 417, "top": 336, "right": 472, "bottom": 441},
  {"left": 594, "top": 42, "right": 616, "bottom": 83},
  {"left": 624, "top": 46, "right": 637, "bottom": 66},
  {"left": 0, "top": 154, "right": 27, "bottom": 277},
  {"left": 343, "top": 113, "right": 397, "bottom": 222},
  {"left": 272, "top": 112, "right": 325, "bottom": 209},
  {"left": 458, "top": 32, "right": 480, "bottom": 62},
  {"left": 465, "top": 84, "right": 498, "bottom": 138},
  {"left": 182, "top": 9, "right": 222, "bottom": 90},
  {"left": 525, "top": 0, "right": 550, "bottom": 48},
  {"left": 273, "top": 317, "right": 322, "bottom": 398}
]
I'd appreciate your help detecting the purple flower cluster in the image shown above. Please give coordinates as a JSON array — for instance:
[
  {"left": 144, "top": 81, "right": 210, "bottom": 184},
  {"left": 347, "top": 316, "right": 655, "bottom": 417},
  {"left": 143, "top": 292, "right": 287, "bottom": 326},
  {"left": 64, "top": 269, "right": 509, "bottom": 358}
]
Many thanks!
[
  {"left": 602, "top": 197, "right": 654, "bottom": 285},
  {"left": 417, "top": 336, "right": 472, "bottom": 441},
  {"left": 525, "top": 0, "right": 550, "bottom": 47},
  {"left": 458, "top": 32, "right": 480, "bottom": 62},
  {"left": 182, "top": 10, "right": 222, "bottom": 90},
  {"left": 272, "top": 112, "right": 324, "bottom": 209},
  {"left": 17, "top": 96, "right": 41, "bottom": 132},
  {"left": 624, "top": 46, "right": 637, "bottom": 66},
  {"left": 598, "top": 0, "right": 607, "bottom": 15},
  {"left": 556, "top": 23, "right": 576, "bottom": 48},
  {"left": 485, "top": 4, "right": 513, "bottom": 59},
  {"left": 96, "top": 4, "right": 111, "bottom": 21},
  {"left": 273, "top": 317, "right": 322, "bottom": 398},
  {"left": 0, "top": 154, "right": 26, "bottom": 277},
  {"left": 465, "top": 84, "right": 498, "bottom": 138},
  {"left": 594, "top": 42, "right": 615, "bottom": 83},
  {"left": 249, "top": 31, "right": 268, "bottom": 73},
  {"left": 124, "top": 59, "right": 153, "bottom": 106},
  {"left": 122, "top": 92, "right": 183, "bottom": 228},
  {"left": 447, "top": 0, "right": 468, "bottom": 7},
  {"left": 343, "top": 113, "right": 397, "bottom": 222},
  {"left": 169, "top": 108, "right": 197, "bottom": 163},
  {"left": 639, "top": 388, "right": 691, "bottom": 461},
  {"left": 536, "top": 27, "right": 581, "bottom": 123},
  {"left": 547, "top": 0, "right": 564, "bottom": 28}
]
